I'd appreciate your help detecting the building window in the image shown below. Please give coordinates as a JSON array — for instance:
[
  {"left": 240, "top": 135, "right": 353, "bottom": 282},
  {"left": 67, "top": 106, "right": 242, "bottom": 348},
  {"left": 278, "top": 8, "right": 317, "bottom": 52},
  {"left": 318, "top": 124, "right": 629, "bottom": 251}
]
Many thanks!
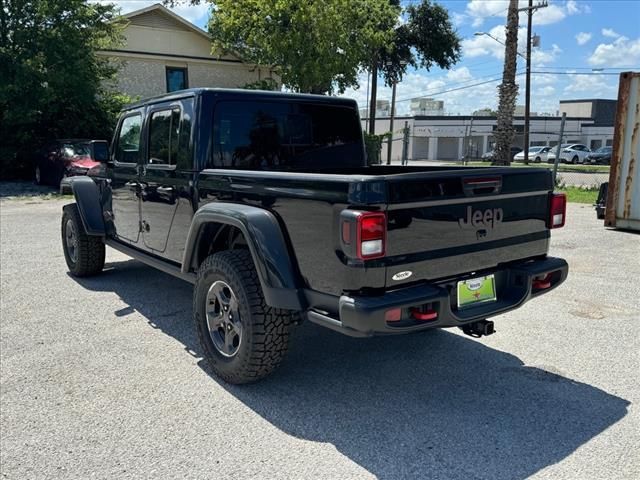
[{"left": 166, "top": 67, "right": 187, "bottom": 92}]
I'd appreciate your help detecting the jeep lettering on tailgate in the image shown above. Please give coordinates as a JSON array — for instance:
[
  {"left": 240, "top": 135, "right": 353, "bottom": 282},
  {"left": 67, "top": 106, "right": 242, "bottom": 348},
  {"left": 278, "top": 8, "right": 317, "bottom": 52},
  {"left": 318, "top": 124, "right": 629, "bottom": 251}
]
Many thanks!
[{"left": 458, "top": 207, "right": 504, "bottom": 229}]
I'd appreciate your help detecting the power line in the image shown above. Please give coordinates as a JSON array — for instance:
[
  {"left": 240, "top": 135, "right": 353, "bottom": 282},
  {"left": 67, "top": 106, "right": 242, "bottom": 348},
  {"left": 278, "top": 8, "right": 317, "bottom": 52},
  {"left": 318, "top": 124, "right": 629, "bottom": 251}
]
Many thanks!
[
  {"left": 392, "top": 72, "right": 525, "bottom": 104},
  {"left": 530, "top": 71, "right": 623, "bottom": 75},
  {"left": 534, "top": 66, "right": 638, "bottom": 70}
]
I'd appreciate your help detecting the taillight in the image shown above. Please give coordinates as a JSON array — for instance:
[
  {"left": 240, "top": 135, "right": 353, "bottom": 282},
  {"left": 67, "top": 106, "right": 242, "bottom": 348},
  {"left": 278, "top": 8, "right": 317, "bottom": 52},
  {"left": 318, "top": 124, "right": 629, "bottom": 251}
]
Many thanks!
[
  {"left": 357, "top": 212, "right": 386, "bottom": 259},
  {"left": 548, "top": 192, "right": 566, "bottom": 229},
  {"left": 340, "top": 210, "right": 386, "bottom": 260},
  {"left": 356, "top": 212, "right": 387, "bottom": 260}
]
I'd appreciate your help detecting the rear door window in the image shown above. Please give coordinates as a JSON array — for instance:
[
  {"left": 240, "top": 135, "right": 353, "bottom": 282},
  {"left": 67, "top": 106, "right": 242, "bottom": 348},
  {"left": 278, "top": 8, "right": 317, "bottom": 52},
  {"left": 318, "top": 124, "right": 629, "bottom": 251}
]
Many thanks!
[
  {"left": 115, "top": 114, "right": 142, "bottom": 164},
  {"left": 212, "top": 101, "right": 363, "bottom": 169},
  {"left": 148, "top": 108, "right": 180, "bottom": 167}
]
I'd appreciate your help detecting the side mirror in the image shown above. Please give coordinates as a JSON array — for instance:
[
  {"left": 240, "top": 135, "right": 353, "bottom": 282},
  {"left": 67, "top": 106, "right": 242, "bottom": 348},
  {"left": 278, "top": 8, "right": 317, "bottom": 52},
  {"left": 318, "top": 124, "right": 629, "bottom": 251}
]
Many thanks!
[{"left": 93, "top": 142, "right": 110, "bottom": 163}]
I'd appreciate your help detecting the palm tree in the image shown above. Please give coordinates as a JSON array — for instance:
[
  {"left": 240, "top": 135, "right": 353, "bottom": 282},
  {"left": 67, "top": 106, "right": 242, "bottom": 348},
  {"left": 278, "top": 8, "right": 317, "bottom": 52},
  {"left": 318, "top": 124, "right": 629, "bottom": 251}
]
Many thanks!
[{"left": 492, "top": 0, "right": 519, "bottom": 166}]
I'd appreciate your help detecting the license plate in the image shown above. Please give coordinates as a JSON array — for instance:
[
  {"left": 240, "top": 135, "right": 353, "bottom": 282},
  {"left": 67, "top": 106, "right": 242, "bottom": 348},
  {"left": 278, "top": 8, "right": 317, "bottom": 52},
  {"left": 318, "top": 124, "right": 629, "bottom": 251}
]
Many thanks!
[{"left": 457, "top": 275, "right": 497, "bottom": 308}]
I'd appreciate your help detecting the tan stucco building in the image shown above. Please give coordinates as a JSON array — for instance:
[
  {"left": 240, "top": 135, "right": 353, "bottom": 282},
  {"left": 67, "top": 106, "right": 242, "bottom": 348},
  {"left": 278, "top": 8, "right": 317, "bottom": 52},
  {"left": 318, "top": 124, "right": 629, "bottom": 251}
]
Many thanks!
[{"left": 98, "top": 3, "right": 278, "bottom": 100}]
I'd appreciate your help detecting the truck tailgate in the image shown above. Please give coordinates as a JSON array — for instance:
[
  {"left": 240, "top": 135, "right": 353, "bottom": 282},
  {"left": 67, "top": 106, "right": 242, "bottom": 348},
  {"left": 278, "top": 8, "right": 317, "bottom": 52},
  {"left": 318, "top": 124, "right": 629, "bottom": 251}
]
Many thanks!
[{"left": 383, "top": 168, "right": 553, "bottom": 286}]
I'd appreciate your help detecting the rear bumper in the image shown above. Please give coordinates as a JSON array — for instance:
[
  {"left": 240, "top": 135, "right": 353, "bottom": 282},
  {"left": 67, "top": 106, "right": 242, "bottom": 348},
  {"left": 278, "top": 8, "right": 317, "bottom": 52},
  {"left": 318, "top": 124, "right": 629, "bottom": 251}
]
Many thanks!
[{"left": 307, "top": 256, "right": 568, "bottom": 337}]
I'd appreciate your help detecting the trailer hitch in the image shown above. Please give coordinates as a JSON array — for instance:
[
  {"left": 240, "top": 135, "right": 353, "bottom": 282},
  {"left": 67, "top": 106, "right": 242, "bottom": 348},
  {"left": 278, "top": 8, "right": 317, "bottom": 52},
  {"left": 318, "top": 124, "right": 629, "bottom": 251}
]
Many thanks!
[{"left": 461, "top": 320, "right": 495, "bottom": 338}]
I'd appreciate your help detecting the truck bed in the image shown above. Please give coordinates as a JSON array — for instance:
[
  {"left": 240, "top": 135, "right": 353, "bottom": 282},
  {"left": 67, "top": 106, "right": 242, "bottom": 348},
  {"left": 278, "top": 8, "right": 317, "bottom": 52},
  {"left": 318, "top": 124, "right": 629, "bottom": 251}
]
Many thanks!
[{"left": 197, "top": 165, "right": 554, "bottom": 310}]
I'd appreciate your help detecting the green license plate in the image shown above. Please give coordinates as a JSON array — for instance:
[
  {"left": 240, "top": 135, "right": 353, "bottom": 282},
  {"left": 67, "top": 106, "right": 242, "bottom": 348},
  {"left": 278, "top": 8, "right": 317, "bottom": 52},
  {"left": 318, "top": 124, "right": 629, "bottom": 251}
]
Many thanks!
[{"left": 457, "top": 275, "right": 497, "bottom": 308}]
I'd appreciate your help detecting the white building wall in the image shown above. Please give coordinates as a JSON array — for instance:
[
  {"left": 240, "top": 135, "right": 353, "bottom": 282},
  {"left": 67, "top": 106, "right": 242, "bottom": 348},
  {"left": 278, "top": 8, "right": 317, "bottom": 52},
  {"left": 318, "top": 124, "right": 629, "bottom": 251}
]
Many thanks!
[{"left": 106, "top": 56, "right": 270, "bottom": 100}]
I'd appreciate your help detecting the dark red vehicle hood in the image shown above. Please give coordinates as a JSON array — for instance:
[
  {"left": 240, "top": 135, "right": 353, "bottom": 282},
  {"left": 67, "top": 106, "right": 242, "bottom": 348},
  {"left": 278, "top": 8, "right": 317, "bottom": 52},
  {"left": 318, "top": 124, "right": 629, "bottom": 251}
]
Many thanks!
[{"left": 69, "top": 156, "right": 100, "bottom": 169}]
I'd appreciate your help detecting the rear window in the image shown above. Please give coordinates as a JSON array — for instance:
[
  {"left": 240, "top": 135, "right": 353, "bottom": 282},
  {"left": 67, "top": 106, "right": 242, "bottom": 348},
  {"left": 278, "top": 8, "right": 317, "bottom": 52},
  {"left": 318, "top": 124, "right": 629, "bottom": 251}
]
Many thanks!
[{"left": 211, "top": 100, "right": 363, "bottom": 170}]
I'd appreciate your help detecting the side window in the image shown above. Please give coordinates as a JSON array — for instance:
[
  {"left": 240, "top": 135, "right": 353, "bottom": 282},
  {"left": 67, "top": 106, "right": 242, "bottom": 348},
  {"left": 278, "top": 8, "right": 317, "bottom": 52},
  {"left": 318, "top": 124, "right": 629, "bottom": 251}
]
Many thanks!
[
  {"left": 148, "top": 108, "right": 180, "bottom": 166},
  {"left": 115, "top": 114, "right": 142, "bottom": 164}
]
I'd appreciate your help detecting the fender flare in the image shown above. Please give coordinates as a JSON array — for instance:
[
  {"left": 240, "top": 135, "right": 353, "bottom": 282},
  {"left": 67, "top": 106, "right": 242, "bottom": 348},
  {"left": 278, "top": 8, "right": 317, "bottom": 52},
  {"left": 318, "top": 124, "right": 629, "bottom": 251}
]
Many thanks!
[
  {"left": 68, "top": 177, "right": 105, "bottom": 236},
  {"left": 182, "top": 202, "right": 305, "bottom": 311}
]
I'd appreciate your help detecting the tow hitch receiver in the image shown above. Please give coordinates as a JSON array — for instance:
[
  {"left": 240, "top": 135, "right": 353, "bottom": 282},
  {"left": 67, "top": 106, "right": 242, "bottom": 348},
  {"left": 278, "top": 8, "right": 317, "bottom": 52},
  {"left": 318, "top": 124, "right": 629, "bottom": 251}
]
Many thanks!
[{"left": 462, "top": 320, "right": 495, "bottom": 338}]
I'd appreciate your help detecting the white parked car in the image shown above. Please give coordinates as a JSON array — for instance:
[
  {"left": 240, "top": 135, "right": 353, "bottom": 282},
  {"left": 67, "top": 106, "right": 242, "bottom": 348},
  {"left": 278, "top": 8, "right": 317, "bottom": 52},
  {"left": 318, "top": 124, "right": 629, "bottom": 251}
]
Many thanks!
[
  {"left": 513, "top": 146, "right": 552, "bottom": 163},
  {"left": 547, "top": 144, "right": 591, "bottom": 164}
]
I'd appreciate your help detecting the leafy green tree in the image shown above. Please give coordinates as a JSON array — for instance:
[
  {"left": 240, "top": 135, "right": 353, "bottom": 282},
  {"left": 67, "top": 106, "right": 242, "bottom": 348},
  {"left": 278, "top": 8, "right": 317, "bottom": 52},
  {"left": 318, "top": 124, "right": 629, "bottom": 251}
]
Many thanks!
[
  {"left": 0, "top": 0, "right": 129, "bottom": 179},
  {"left": 368, "top": 0, "right": 461, "bottom": 133},
  {"left": 206, "top": 0, "right": 399, "bottom": 94}
]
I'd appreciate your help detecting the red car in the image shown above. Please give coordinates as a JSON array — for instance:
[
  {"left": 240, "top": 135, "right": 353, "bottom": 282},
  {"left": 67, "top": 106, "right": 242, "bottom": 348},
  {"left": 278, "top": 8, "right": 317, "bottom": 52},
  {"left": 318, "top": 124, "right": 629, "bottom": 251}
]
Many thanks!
[{"left": 34, "top": 139, "right": 108, "bottom": 187}]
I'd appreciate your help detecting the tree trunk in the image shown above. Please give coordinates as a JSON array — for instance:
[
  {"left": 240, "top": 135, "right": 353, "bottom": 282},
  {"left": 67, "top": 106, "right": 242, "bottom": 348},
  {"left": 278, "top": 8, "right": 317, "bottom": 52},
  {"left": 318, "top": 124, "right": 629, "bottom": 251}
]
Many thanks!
[
  {"left": 368, "top": 62, "right": 378, "bottom": 135},
  {"left": 493, "top": 0, "right": 519, "bottom": 166}
]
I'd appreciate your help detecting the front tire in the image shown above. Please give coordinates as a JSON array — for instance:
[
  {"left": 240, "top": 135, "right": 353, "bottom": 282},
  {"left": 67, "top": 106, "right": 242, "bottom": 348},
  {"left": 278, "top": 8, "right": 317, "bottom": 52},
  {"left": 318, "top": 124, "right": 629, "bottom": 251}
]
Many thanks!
[
  {"left": 194, "top": 250, "right": 293, "bottom": 384},
  {"left": 61, "top": 204, "right": 105, "bottom": 277}
]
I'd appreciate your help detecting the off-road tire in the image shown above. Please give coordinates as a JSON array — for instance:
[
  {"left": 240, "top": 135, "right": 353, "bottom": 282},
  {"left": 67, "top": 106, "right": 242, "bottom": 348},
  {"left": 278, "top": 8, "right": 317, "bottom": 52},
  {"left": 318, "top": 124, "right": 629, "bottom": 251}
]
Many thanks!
[
  {"left": 61, "top": 203, "right": 105, "bottom": 277},
  {"left": 194, "top": 250, "right": 293, "bottom": 384}
]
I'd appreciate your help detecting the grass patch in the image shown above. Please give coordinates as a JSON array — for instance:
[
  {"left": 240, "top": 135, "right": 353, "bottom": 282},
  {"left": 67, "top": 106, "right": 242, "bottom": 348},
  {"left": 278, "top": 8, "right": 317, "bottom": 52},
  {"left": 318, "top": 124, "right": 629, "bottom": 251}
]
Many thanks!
[
  {"left": 558, "top": 186, "right": 599, "bottom": 204},
  {"left": 461, "top": 161, "right": 609, "bottom": 173}
]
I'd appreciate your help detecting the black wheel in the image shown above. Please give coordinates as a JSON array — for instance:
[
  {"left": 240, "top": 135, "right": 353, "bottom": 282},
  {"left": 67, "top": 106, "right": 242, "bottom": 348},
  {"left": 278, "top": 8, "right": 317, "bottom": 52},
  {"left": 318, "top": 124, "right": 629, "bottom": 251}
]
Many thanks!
[
  {"left": 572, "top": 155, "right": 579, "bottom": 164},
  {"left": 535, "top": 156, "right": 541, "bottom": 163},
  {"left": 194, "top": 250, "right": 293, "bottom": 384},
  {"left": 61, "top": 203, "right": 105, "bottom": 277}
]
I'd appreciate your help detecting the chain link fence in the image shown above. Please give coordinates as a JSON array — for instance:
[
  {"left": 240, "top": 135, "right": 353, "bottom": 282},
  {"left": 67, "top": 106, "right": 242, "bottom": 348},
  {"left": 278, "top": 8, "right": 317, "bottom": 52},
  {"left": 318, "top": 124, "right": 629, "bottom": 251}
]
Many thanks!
[{"left": 380, "top": 125, "right": 610, "bottom": 189}]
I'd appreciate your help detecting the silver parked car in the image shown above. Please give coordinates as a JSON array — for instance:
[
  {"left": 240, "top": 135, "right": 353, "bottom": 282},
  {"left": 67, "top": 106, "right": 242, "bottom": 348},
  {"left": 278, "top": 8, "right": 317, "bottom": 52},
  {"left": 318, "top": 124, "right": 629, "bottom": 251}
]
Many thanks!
[{"left": 513, "top": 146, "right": 552, "bottom": 163}]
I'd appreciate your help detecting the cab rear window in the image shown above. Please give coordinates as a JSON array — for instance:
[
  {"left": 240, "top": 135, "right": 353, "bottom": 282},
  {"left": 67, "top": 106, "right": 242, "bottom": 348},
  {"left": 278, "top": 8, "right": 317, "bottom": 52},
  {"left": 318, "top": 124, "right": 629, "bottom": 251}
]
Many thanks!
[{"left": 211, "top": 101, "right": 363, "bottom": 170}]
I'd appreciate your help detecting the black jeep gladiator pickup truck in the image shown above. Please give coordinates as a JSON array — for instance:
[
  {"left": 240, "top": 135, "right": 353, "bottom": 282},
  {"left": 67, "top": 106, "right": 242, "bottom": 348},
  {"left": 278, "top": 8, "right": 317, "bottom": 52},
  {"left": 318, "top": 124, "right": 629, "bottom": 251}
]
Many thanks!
[{"left": 62, "top": 88, "right": 568, "bottom": 384}]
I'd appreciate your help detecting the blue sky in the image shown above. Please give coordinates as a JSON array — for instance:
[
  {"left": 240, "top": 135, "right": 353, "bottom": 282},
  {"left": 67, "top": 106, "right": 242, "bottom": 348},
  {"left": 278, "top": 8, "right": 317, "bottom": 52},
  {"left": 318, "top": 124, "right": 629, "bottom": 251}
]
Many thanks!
[{"left": 108, "top": 0, "right": 640, "bottom": 114}]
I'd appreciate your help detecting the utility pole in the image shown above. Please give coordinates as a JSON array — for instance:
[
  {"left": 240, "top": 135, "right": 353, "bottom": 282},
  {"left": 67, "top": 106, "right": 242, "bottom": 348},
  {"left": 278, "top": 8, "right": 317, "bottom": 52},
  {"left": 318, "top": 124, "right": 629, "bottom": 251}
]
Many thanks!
[
  {"left": 519, "top": 0, "right": 547, "bottom": 165},
  {"left": 368, "top": 63, "right": 378, "bottom": 134},
  {"left": 553, "top": 112, "right": 566, "bottom": 185},
  {"left": 386, "top": 80, "right": 397, "bottom": 165}
]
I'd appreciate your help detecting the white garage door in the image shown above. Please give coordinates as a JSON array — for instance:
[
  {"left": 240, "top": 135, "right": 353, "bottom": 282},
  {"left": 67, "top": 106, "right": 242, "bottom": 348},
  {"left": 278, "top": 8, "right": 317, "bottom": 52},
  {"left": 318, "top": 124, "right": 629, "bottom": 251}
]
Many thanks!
[
  {"left": 412, "top": 137, "right": 429, "bottom": 160},
  {"left": 437, "top": 138, "right": 459, "bottom": 160}
]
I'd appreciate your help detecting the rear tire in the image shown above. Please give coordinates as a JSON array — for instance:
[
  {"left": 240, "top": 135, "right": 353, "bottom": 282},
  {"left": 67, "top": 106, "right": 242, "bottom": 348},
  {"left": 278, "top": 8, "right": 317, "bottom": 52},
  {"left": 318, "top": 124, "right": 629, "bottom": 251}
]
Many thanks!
[
  {"left": 535, "top": 156, "right": 541, "bottom": 163},
  {"left": 194, "top": 250, "right": 293, "bottom": 384},
  {"left": 572, "top": 155, "right": 579, "bottom": 164},
  {"left": 61, "top": 204, "right": 105, "bottom": 277}
]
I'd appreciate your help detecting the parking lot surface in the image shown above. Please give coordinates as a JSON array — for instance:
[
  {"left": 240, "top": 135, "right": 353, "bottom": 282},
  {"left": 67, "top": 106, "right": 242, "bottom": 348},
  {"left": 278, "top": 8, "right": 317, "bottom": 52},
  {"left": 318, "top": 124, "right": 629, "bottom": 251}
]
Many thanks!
[{"left": 1, "top": 198, "right": 638, "bottom": 479}]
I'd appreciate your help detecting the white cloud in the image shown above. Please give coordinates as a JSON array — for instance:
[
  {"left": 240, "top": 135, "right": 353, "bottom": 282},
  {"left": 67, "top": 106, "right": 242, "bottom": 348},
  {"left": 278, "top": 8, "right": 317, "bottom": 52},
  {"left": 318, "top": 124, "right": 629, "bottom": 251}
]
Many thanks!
[
  {"left": 462, "top": 25, "right": 560, "bottom": 66},
  {"left": 532, "top": 4, "right": 566, "bottom": 25},
  {"left": 535, "top": 85, "right": 556, "bottom": 96},
  {"left": 96, "top": 1, "right": 210, "bottom": 26},
  {"left": 601, "top": 28, "right": 621, "bottom": 39},
  {"left": 531, "top": 44, "right": 562, "bottom": 66},
  {"left": 575, "top": 32, "right": 592, "bottom": 46},
  {"left": 563, "top": 73, "right": 618, "bottom": 96},
  {"left": 465, "top": 0, "right": 589, "bottom": 28},
  {"left": 341, "top": 66, "right": 567, "bottom": 116},
  {"left": 446, "top": 67, "right": 474, "bottom": 83},
  {"left": 451, "top": 12, "right": 467, "bottom": 27},
  {"left": 589, "top": 36, "right": 640, "bottom": 67},
  {"left": 566, "top": 0, "right": 591, "bottom": 15}
]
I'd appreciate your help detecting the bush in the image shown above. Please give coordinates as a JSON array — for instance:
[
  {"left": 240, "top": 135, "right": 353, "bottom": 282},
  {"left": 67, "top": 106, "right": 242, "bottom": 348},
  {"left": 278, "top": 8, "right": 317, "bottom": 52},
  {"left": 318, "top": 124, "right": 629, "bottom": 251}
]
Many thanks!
[
  {"left": 0, "top": 0, "right": 129, "bottom": 180},
  {"left": 363, "top": 132, "right": 389, "bottom": 165}
]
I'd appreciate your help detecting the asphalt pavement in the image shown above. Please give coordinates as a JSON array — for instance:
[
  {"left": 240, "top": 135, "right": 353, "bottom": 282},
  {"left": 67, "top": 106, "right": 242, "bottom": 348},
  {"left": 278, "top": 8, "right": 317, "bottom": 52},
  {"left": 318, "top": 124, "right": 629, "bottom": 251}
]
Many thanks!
[{"left": 1, "top": 198, "right": 638, "bottom": 479}]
